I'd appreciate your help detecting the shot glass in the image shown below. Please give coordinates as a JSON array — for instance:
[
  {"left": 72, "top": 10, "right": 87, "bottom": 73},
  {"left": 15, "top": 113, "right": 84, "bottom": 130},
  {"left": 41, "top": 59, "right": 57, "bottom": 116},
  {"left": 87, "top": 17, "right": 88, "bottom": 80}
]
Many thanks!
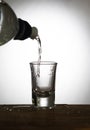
[{"left": 30, "top": 61, "right": 57, "bottom": 109}]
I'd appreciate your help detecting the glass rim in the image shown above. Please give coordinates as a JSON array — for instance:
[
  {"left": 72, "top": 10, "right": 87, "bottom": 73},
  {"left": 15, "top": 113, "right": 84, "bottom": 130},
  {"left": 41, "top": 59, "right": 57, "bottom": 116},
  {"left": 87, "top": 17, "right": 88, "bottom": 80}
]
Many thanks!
[{"left": 30, "top": 61, "right": 57, "bottom": 65}]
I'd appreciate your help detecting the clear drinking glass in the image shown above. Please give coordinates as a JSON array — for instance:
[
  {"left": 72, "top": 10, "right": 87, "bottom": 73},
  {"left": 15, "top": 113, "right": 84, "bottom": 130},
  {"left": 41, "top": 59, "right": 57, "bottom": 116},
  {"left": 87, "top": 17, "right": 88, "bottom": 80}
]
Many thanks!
[{"left": 30, "top": 61, "right": 57, "bottom": 109}]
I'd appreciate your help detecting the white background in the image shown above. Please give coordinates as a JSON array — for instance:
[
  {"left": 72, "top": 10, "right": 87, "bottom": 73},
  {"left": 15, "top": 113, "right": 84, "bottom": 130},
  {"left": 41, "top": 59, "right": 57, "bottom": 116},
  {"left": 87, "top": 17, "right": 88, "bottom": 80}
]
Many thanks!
[{"left": 0, "top": 0, "right": 89, "bottom": 104}]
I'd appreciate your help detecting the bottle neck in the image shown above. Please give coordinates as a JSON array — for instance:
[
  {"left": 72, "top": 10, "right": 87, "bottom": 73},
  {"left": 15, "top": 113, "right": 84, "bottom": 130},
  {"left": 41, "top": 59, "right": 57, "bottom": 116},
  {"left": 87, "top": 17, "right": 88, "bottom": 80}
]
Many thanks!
[{"left": 14, "top": 18, "right": 38, "bottom": 40}]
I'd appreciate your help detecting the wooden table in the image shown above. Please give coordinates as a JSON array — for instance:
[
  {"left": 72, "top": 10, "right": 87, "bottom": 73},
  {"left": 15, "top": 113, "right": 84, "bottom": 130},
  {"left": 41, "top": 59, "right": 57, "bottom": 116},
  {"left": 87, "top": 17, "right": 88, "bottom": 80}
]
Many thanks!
[{"left": 0, "top": 105, "right": 90, "bottom": 130}]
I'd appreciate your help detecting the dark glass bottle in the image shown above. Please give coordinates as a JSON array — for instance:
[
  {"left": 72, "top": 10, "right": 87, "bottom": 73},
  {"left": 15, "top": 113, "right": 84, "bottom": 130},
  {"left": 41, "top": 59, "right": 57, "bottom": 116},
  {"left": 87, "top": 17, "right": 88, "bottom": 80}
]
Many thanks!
[
  {"left": 0, "top": 0, "right": 38, "bottom": 46},
  {"left": 14, "top": 18, "right": 38, "bottom": 41}
]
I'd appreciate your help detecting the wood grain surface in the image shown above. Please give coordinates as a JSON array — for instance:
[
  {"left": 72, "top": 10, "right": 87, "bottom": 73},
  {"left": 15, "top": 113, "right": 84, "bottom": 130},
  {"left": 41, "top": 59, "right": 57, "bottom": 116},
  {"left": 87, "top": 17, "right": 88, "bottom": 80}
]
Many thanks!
[{"left": 0, "top": 105, "right": 90, "bottom": 130}]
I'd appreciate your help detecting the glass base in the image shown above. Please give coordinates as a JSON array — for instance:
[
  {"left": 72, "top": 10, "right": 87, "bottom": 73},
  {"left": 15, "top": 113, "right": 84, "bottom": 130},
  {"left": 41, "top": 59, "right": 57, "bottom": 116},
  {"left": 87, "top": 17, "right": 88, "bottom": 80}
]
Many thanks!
[{"left": 32, "top": 92, "right": 55, "bottom": 109}]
